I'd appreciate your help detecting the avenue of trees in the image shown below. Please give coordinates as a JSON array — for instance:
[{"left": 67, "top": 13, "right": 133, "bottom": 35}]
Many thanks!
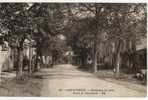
[
  {"left": 65, "top": 3, "right": 146, "bottom": 75},
  {"left": 0, "top": 3, "right": 146, "bottom": 79}
]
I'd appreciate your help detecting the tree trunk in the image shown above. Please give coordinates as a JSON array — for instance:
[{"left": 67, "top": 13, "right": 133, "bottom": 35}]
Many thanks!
[
  {"left": 130, "top": 52, "right": 138, "bottom": 73},
  {"left": 80, "top": 52, "right": 85, "bottom": 66},
  {"left": 28, "top": 47, "right": 32, "bottom": 76},
  {"left": 116, "top": 53, "right": 120, "bottom": 72},
  {"left": 92, "top": 40, "right": 97, "bottom": 73},
  {"left": 16, "top": 49, "right": 23, "bottom": 80},
  {"left": 16, "top": 37, "right": 25, "bottom": 80},
  {"left": 115, "top": 52, "right": 121, "bottom": 78},
  {"left": 34, "top": 53, "right": 38, "bottom": 71},
  {"left": 114, "top": 39, "right": 123, "bottom": 78},
  {"left": 92, "top": 52, "right": 97, "bottom": 73}
]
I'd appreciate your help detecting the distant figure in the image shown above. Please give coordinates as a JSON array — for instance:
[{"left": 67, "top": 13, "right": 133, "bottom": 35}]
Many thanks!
[
  {"left": 88, "top": 57, "right": 92, "bottom": 65},
  {"left": 113, "top": 68, "right": 116, "bottom": 73},
  {"left": 87, "top": 57, "right": 92, "bottom": 71}
]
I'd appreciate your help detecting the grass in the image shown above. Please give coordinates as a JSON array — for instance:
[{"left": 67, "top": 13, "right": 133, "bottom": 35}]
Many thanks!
[
  {"left": 94, "top": 69, "right": 146, "bottom": 86},
  {"left": 0, "top": 71, "right": 43, "bottom": 96}
]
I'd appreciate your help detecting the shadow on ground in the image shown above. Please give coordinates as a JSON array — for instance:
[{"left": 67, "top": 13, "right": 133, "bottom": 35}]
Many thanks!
[{"left": 0, "top": 72, "right": 44, "bottom": 96}]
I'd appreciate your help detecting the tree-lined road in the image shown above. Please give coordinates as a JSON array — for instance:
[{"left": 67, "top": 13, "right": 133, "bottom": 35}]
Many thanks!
[{"left": 35, "top": 64, "right": 146, "bottom": 97}]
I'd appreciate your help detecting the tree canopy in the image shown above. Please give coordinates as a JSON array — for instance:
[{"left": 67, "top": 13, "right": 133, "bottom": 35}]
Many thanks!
[{"left": 0, "top": 3, "right": 146, "bottom": 78}]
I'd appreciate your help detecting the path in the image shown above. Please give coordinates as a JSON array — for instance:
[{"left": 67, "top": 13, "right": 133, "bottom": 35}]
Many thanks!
[{"left": 37, "top": 64, "right": 146, "bottom": 97}]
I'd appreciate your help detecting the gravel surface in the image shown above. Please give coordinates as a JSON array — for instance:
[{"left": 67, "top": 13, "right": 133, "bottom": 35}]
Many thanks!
[{"left": 0, "top": 64, "right": 146, "bottom": 97}]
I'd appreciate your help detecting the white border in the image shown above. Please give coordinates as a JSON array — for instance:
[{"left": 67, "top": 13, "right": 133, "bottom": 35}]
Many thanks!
[
  {"left": 0, "top": 97, "right": 148, "bottom": 100},
  {"left": 0, "top": 0, "right": 147, "bottom": 100},
  {"left": 0, "top": 0, "right": 147, "bottom": 3}
]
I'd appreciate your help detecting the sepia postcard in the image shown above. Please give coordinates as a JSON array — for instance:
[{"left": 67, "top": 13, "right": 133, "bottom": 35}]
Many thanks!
[{"left": 0, "top": 0, "right": 147, "bottom": 98}]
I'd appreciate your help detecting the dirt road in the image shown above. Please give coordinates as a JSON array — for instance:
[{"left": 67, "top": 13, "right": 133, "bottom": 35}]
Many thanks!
[{"left": 38, "top": 64, "right": 146, "bottom": 97}]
